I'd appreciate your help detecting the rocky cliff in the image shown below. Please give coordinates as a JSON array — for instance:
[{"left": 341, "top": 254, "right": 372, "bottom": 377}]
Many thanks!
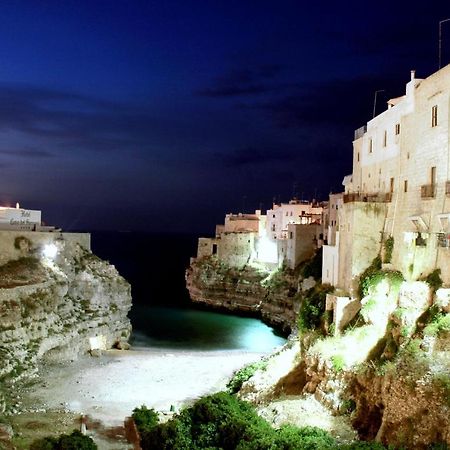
[
  {"left": 0, "top": 232, "right": 132, "bottom": 412},
  {"left": 186, "top": 256, "right": 303, "bottom": 334},
  {"left": 187, "top": 253, "right": 449, "bottom": 448}
]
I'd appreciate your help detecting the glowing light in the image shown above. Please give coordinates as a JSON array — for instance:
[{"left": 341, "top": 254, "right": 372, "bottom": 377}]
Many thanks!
[{"left": 42, "top": 243, "right": 58, "bottom": 259}]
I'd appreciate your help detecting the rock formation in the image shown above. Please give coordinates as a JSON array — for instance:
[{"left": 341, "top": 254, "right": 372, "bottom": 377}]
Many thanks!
[
  {"left": 186, "top": 256, "right": 301, "bottom": 334},
  {"left": 0, "top": 232, "right": 132, "bottom": 413}
]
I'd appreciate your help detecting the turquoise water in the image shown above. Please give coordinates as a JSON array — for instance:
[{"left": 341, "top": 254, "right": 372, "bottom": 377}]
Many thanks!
[{"left": 130, "top": 305, "right": 286, "bottom": 352}]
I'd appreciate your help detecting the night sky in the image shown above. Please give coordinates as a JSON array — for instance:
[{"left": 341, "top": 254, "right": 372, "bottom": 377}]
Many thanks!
[{"left": 0, "top": 1, "right": 449, "bottom": 234}]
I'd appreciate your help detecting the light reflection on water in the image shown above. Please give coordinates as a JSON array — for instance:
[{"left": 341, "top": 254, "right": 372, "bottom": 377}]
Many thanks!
[{"left": 130, "top": 305, "right": 286, "bottom": 352}]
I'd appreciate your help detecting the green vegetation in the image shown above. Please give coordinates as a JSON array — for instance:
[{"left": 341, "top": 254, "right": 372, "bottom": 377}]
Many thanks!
[
  {"left": 136, "top": 392, "right": 337, "bottom": 450},
  {"left": 297, "top": 283, "right": 333, "bottom": 332},
  {"left": 29, "top": 430, "right": 97, "bottom": 450},
  {"left": 358, "top": 256, "right": 404, "bottom": 299},
  {"left": 132, "top": 406, "right": 159, "bottom": 433},
  {"left": 383, "top": 236, "right": 394, "bottom": 264},
  {"left": 423, "top": 312, "right": 450, "bottom": 337},
  {"left": 227, "top": 359, "right": 268, "bottom": 394},
  {"left": 331, "top": 354, "right": 345, "bottom": 372},
  {"left": 421, "top": 269, "right": 443, "bottom": 292}
]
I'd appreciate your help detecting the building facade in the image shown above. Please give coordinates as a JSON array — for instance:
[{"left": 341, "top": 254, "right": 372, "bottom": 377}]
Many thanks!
[{"left": 323, "top": 66, "right": 450, "bottom": 291}]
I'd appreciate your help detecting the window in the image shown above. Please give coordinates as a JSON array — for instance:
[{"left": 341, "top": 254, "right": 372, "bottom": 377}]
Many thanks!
[
  {"left": 369, "top": 138, "right": 373, "bottom": 153},
  {"left": 357, "top": 152, "right": 360, "bottom": 162},
  {"left": 290, "top": 232, "right": 293, "bottom": 239},
  {"left": 404, "top": 180, "right": 408, "bottom": 192},
  {"left": 286, "top": 212, "right": 288, "bottom": 216},
  {"left": 272, "top": 224, "right": 276, "bottom": 231},
  {"left": 395, "top": 123, "right": 400, "bottom": 135},
  {"left": 390, "top": 177, "right": 394, "bottom": 193},
  {"left": 432, "top": 105, "right": 438, "bottom": 127},
  {"left": 290, "top": 211, "right": 293, "bottom": 216},
  {"left": 431, "top": 166, "right": 436, "bottom": 186},
  {"left": 383, "top": 130, "right": 387, "bottom": 147}
]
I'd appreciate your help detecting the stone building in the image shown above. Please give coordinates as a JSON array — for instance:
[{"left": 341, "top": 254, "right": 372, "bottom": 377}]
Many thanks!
[{"left": 323, "top": 65, "right": 450, "bottom": 292}]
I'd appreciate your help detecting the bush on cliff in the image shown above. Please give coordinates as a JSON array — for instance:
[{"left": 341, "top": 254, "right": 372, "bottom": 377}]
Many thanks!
[
  {"left": 227, "top": 359, "right": 268, "bottom": 393},
  {"left": 297, "top": 283, "right": 333, "bottom": 332},
  {"left": 30, "top": 430, "right": 97, "bottom": 450},
  {"left": 137, "top": 392, "right": 337, "bottom": 450},
  {"left": 132, "top": 405, "right": 159, "bottom": 433}
]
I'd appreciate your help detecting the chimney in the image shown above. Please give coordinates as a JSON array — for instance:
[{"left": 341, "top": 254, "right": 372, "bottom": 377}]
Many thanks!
[{"left": 411, "top": 70, "right": 415, "bottom": 81}]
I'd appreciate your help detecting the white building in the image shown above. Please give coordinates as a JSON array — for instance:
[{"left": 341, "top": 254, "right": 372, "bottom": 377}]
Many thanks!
[
  {"left": 266, "top": 199, "right": 323, "bottom": 240},
  {"left": 0, "top": 205, "right": 42, "bottom": 230},
  {"left": 323, "top": 66, "right": 450, "bottom": 291}
]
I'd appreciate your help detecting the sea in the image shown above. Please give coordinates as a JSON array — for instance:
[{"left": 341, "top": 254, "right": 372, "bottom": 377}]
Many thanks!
[{"left": 90, "top": 231, "right": 286, "bottom": 352}]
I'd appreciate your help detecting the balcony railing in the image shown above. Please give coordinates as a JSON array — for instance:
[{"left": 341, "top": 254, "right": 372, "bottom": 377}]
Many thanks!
[
  {"left": 437, "top": 233, "right": 450, "bottom": 248},
  {"left": 421, "top": 184, "right": 436, "bottom": 198},
  {"left": 343, "top": 192, "right": 392, "bottom": 203}
]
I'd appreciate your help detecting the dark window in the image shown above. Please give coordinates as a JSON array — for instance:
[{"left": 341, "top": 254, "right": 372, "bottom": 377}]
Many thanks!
[{"left": 432, "top": 105, "right": 438, "bottom": 127}]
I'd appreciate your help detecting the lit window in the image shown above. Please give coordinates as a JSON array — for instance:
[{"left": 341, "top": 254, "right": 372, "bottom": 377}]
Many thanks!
[
  {"left": 432, "top": 105, "right": 438, "bottom": 127},
  {"left": 395, "top": 123, "right": 400, "bottom": 135}
]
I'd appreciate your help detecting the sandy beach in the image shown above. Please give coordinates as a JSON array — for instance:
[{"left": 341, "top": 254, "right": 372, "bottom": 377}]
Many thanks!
[{"left": 24, "top": 347, "right": 272, "bottom": 427}]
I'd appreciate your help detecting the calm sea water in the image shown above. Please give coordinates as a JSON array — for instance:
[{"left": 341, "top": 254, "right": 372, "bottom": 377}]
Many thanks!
[{"left": 90, "top": 231, "right": 286, "bottom": 351}]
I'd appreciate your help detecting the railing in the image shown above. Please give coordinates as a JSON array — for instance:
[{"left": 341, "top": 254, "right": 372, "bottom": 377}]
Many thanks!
[
  {"left": 437, "top": 233, "right": 450, "bottom": 248},
  {"left": 354, "top": 125, "right": 367, "bottom": 140},
  {"left": 421, "top": 184, "right": 436, "bottom": 198},
  {"left": 343, "top": 192, "right": 392, "bottom": 203}
]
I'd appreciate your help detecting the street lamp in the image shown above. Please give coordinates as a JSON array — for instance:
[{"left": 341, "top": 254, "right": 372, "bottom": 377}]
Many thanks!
[{"left": 439, "top": 18, "right": 450, "bottom": 69}]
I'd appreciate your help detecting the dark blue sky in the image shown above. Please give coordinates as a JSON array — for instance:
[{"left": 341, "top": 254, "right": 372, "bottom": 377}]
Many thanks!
[{"left": 0, "top": 1, "right": 449, "bottom": 233}]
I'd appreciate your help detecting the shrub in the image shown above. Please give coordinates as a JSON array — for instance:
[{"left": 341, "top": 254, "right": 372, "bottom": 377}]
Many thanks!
[
  {"left": 358, "top": 257, "right": 404, "bottom": 300},
  {"left": 132, "top": 405, "right": 159, "bottom": 433},
  {"left": 383, "top": 236, "right": 394, "bottom": 263},
  {"left": 422, "top": 269, "right": 443, "bottom": 292},
  {"left": 274, "top": 424, "right": 335, "bottom": 449},
  {"left": 30, "top": 431, "right": 97, "bottom": 450},
  {"left": 331, "top": 354, "right": 345, "bottom": 372},
  {"left": 339, "top": 442, "right": 389, "bottom": 449},
  {"left": 227, "top": 359, "right": 268, "bottom": 393},
  {"left": 424, "top": 312, "right": 450, "bottom": 337},
  {"left": 140, "top": 392, "right": 273, "bottom": 450},
  {"left": 298, "top": 283, "right": 333, "bottom": 332}
]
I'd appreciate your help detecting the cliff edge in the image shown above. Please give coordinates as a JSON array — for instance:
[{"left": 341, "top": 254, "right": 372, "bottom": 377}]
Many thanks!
[{"left": 0, "top": 231, "right": 132, "bottom": 413}]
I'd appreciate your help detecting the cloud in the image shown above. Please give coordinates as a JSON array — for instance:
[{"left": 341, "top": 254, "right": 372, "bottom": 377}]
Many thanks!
[
  {"left": 256, "top": 74, "right": 405, "bottom": 129},
  {"left": 0, "top": 148, "right": 55, "bottom": 158},
  {"left": 196, "top": 64, "right": 286, "bottom": 98},
  {"left": 217, "top": 145, "right": 298, "bottom": 167},
  {"left": 0, "top": 83, "right": 175, "bottom": 157}
]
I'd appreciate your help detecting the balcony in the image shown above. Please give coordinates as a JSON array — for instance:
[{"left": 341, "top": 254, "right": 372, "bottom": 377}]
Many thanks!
[
  {"left": 437, "top": 233, "right": 450, "bottom": 248},
  {"left": 421, "top": 184, "right": 436, "bottom": 199},
  {"left": 343, "top": 192, "right": 392, "bottom": 203}
]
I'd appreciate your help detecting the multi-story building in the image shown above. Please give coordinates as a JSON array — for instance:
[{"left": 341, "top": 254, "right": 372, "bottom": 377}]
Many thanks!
[
  {"left": 266, "top": 199, "right": 323, "bottom": 240},
  {"left": 323, "top": 66, "right": 450, "bottom": 291}
]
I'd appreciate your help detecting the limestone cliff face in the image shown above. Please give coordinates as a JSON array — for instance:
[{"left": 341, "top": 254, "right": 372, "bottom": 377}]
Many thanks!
[
  {"left": 186, "top": 256, "right": 298, "bottom": 333},
  {"left": 0, "top": 233, "right": 131, "bottom": 411}
]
